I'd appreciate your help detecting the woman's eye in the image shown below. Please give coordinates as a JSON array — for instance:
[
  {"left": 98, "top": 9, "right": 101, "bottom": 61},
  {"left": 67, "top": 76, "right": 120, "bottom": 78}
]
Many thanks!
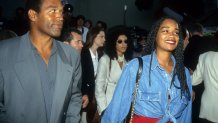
[
  {"left": 174, "top": 32, "right": 179, "bottom": 35},
  {"left": 50, "top": 9, "right": 56, "bottom": 13}
]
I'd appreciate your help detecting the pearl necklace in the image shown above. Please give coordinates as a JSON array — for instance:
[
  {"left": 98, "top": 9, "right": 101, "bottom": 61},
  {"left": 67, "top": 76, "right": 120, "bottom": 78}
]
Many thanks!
[{"left": 117, "top": 55, "right": 124, "bottom": 62}]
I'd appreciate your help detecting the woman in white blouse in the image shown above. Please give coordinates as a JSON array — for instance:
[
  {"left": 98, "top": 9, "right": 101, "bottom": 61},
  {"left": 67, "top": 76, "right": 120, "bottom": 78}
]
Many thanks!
[{"left": 95, "top": 26, "right": 133, "bottom": 115}]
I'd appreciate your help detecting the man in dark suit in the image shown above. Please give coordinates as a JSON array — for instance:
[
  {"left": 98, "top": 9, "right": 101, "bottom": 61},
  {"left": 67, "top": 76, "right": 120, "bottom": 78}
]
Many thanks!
[{"left": 0, "top": 0, "right": 82, "bottom": 122}]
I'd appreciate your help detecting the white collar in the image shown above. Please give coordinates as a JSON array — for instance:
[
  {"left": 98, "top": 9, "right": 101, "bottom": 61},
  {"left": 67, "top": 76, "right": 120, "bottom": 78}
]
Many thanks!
[{"left": 89, "top": 48, "right": 98, "bottom": 60}]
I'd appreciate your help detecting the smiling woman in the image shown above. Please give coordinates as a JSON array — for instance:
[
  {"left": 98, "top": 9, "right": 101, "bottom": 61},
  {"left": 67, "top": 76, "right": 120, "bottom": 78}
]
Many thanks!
[{"left": 101, "top": 17, "right": 192, "bottom": 123}]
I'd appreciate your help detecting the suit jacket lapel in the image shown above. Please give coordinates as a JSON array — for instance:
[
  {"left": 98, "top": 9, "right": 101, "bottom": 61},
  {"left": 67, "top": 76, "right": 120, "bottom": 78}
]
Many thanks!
[
  {"left": 14, "top": 33, "right": 43, "bottom": 94},
  {"left": 13, "top": 33, "right": 47, "bottom": 119},
  {"left": 50, "top": 42, "right": 74, "bottom": 123}
]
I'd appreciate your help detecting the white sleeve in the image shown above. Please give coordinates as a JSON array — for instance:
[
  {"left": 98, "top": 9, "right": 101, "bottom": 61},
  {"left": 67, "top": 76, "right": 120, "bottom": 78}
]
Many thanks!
[
  {"left": 192, "top": 53, "right": 205, "bottom": 86},
  {"left": 95, "top": 55, "right": 109, "bottom": 114}
]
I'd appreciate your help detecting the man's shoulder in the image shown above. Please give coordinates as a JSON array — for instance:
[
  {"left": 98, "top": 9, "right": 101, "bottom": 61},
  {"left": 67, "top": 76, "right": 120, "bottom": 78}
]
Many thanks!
[
  {"left": 56, "top": 40, "right": 80, "bottom": 58},
  {"left": 0, "top": 36, "right": 20, "bottom": 45},
  {"left": 0, "top": 36, "right": 20, "bottom": 52},
  {"left": 201, "top": 51, "right": 218, "bottom": 60},
  {"left": 100, "top": 54, "right": 109, "bottom": 60},
  {"left": 57, "top": 40, "right": 78, "bottom": 53}
]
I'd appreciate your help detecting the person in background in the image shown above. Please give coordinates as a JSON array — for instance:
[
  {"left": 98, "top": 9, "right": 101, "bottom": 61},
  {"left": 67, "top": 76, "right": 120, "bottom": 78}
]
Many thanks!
[
  {"left": 132, "top": 35, "right": 146, "bottom": 57},
  {"left": 60, "top": 27, "right": 83, "bottom": 53},
  {"left": 60, "top": 27, "right": 89, "bottom": 123},
  {"left": 0, "top": 29, "right": 17, "bottom": 41},
  {"left": 0, "top": 0, "right": 82, "bottom": 122},
  {"left": 96, "top": 20, "right": 107, "bottom": 31},
  {"left": 101, "top": 17, "right": 192, "bottom": 123},
  {"left": 59, "top": 3, "right": 76, "bottom": 41},
  {"left": 84, "top": 19, "right": 93, "bottom": 30},
  {"left": 184, "top": 23, "right": 213, "bottom": 123},
  {"left": 184, "top": 23, "right": 212, "bottom": 70},
  {"left": 182, "top": 26, "right": 189, "bottom": 50},
  {"left": 11, "top": 7, "right": 28, "bottom": 36},
  {"left": 81, "top": 27, "right": 105, "bottom": 123},
  {"left": 191, "top": 32, "right": 218, "bottom": 123},
  {"left": 192, "top": 51, "right": 218, "bottom": 123},
  {"left": 75, "top": 15, "right": 89, "bottom": 43},
  {"left": 95, "top": 25, "right": 133, "bottom": 115}
]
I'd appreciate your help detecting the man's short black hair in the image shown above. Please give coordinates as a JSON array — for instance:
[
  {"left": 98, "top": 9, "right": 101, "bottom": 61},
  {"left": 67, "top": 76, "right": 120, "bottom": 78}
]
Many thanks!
[
  {"left": 25, "top": 0, "right": 42, "bottom": 14},
  {"left": 60, "top": 27, "right": 82, "bottom": 43},
  {"left": 76, "top": 15, "right": 85, "bottom": 21},
  {"left": 188, "top": 23, "right": 203, "bottom": 34}
]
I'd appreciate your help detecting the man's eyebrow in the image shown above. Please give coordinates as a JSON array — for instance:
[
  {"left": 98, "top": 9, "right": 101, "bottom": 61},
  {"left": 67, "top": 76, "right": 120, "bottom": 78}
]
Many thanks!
[
  {"left": 46, "top": 5, "right": 60, "bottom": 9},
  {"left": 160, "top": 26, "right": 179, "bottom": 30}
]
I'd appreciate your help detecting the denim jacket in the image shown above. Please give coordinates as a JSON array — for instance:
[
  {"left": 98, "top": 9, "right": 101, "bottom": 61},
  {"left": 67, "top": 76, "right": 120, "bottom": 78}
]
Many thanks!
[{"left": 101, "top": 52, "right": 192, "bottom": 123}]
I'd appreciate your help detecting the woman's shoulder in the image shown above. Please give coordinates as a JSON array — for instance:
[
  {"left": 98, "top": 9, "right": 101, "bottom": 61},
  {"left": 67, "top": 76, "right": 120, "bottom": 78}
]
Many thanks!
[{"left": 100, "top": 54, "right": 110, "bottom": 60}]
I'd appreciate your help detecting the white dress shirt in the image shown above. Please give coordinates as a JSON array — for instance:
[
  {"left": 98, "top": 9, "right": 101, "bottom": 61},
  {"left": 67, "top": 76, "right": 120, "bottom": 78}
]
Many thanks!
[
  {"left": 78, "top": 27, "right": 88, "bottom": 43},
  {"left": 89, "top": 48, "right": 98, "bottom": 76}
]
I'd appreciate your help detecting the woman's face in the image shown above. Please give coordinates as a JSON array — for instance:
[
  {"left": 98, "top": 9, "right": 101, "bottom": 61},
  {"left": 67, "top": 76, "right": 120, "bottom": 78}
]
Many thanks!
[
  {"left": 156, "top": 19, "right": 179, "bottom": 53},
  {"left": 116, "top": 34, "right": 128, "bottom": 56},
  {"left": 93, "top": 31, "right": 105, "bottom": 48}
]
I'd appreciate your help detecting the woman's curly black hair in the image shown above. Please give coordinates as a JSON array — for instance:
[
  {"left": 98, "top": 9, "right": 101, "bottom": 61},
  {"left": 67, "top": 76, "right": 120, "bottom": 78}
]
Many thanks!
[
  {"left": 104, "top": 25, "right": 133, "bottom": 61},
  {"left": 144, "top": 16, "right": 191, "bottom": 99}
]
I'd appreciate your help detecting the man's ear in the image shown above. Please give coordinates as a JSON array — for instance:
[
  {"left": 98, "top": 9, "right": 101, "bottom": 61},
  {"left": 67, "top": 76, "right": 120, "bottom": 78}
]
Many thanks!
[{"left": 28, "top": 9, "right": 38, "bottom": 22}]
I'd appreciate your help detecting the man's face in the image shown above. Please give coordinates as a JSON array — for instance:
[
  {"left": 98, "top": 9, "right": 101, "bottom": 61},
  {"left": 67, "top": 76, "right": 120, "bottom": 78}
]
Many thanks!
[
  {"left": 77, "top": 18, "right": 84, "bottom": 27},
  {"left": 32, "top": 0, "right": 63, "bottom": 37},
  {"left": 69, "top": 32, "right": 83, "bottom": 53}
]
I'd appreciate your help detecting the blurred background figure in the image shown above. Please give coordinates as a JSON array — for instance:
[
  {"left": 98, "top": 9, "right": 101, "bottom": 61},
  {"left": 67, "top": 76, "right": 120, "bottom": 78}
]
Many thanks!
[
  {"left": 0, "top": 29, "right": 17, "bottom": 41},
  {"left": 10, "top": 7, "right": 28, "bottom": 36},
  {"left": 84, "top": 19, "right": 93, "bottom": 30},
  {"left": 182, "top": 26, "right": 190, "bottom": 50},
  {"left": 62, "top": 3, "right": 75, "bottom": 28},
  {"left": 75, "top": 15, "right": 89, "bottom": 43},
  {"left": 59, "top": 3, "right": 76, "bottom": 41},
  {"left": 96, "top": 20, "right": 107, "bottom": 31},
  {"left": 132, "top": 35, "right": 146, "bottom": 57}
]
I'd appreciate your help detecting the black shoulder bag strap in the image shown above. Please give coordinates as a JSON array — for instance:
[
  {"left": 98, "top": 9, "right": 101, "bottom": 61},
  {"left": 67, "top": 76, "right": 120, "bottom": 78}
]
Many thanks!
[{"left": 124, "top": 57, "right": 143, "bottom": 123}]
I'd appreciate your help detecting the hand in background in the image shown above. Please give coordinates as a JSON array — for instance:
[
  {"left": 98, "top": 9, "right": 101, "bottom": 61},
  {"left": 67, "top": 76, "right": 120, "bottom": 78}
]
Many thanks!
[
  {"left": 189, "top": 68, "right": 193, "bottom": 75},
  {"left": 82, "top": 95, "right": 89, "bottom": 108},
  {"left": 192, "top": 90, "right": 195, "bottom": 102}
]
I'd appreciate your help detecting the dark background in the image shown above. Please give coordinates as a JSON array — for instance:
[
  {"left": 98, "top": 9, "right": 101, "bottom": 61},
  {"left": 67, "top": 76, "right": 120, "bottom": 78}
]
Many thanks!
[{"left": 1, "top": 0, "right": 218, "bottom": 30}]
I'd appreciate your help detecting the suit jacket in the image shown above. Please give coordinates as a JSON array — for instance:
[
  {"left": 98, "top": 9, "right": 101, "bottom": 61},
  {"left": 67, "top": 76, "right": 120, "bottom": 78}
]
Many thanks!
[
  {"left": 95, "top": 54, "right": 127, "bottom": 114},
  {"left": 184, "top": 35, "right": 212, "bottom": 70},
  {"left": 192, "top": 51, "right": 218, "bottom": 122},
  {"left": 81, "top": 48, "right": 102, "bottom": 102},
  {"left": 0, "top": 33, "right": 82, "bottom": 123}
]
